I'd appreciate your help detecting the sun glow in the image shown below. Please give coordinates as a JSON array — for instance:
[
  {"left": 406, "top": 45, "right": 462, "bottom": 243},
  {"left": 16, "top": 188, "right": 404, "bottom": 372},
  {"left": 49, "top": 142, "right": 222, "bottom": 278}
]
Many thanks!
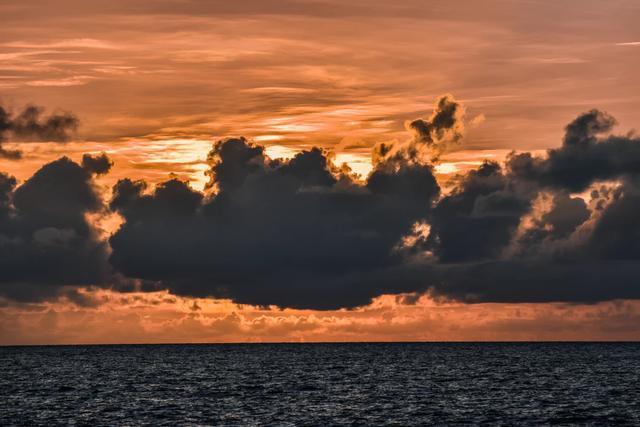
[
  {"left": 109, "top": 139, "right": 213, "bottom": 190},
  {"left": 434, "top": 162, "right": 458, "bottom": 175},
  {"left": 334, "top": 152, "right": 372, "bottom": 178}
]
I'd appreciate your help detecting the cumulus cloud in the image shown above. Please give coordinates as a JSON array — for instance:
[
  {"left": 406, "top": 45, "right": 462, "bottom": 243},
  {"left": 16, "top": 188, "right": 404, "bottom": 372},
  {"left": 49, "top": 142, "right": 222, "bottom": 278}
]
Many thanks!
[
  {"left": 0, "top": 156, "right": 117, "bottom": 302},
  {"left": 423, "top": 160, "right": 533, "bottom": 263},
  {"left": 507, "top": 109, "right": 640, "bottom": 192},
  {"left": 423, "top": 108, "right": 640, "bottom": 303},
  {"left": 407, "top": 94, "right": 465, "bottom": 157},
  {"left": 109, "top": 137, "right": 440, "bottom": 309},
  {"left": 372, "top": 94, "right": 465, "bottom": 166},
  {"left": 3, "top": 99, "right": 640, "bottom": 309},
  {"left": 0, "top": 104, "right": 79, "bottom": 160},
  {"left": 81, "top": 152, "right": 114, "bottom": 175},
  {"left": 105, "top": 106, "right": 640, "bottom": 308}
]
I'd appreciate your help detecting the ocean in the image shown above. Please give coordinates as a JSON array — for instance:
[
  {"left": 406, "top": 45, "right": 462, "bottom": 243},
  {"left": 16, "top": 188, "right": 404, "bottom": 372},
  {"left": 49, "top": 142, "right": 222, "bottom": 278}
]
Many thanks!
[{"left": 1, "top": 343, "right": 638, "bottom": 425}]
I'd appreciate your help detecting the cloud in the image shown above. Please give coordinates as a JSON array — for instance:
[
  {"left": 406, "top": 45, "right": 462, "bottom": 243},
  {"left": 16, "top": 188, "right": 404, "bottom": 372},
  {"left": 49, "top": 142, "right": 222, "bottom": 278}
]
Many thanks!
[
  {"left": 105, "top": 106, "right": 640, "bottom": 308},
  {"left": 81, "top": 153, "right": 113, "bottom": 175},
  {"left": 588, "top": 184, "right": 640, "bottom": 259},
  {"left": 0, "top": 104, "right": 79, "bottom": 159},
  {"left": 0, "top": 146, "right": 22, "bottom": 160},
  {"left": 506, "top": 109, "right": 640, "bottom": 192},
  {"left": 520, "top": 192, "right": 590, "bottom": 244},
  {"left": 418, "top": 109, "right": 640, "bottom": 303},
  {"left": 373, "top": 94, "right": 466, "bottom": 166},
  {"left": 4, "top": 38, "right": 116, "bottom": 50},
  {"left": 407, "top": 94, "right": 465, "bottom": 157},
  {"left": 0, "top": 156, "right": 117, "bottom": 302},
  {"left": 3, "top": 98, "right": 640, "bottom": 310},
  {"left": 109, "top": 137, "right": 440, "bottom": 309},
  {"left": 422, "top": 160, "right": 533, "bottom": 263},
  {"left": 25, "top": 76, "right": 96, "bottom": 87}
]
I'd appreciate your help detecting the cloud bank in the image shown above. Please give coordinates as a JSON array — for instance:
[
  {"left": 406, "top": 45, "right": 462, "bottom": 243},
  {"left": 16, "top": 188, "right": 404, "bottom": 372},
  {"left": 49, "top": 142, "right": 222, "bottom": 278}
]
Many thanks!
[{"left": 2, "top": 96, "right": 640, "bottom": 309}]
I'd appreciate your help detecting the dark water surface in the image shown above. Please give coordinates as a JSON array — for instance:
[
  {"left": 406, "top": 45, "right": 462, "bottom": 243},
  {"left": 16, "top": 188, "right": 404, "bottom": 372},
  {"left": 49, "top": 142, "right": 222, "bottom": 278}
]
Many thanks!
[{"left": 1, "top": 343, "right": 639, "bottom": 425}]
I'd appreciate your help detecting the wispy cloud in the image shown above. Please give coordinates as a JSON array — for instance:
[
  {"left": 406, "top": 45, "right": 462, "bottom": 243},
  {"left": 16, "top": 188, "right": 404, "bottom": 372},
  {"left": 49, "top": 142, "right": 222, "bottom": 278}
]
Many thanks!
[
  {"left": 4, "top": 38, "right": 117, "bottom": 50},
  {"left": 26, "top": 75, "right": 96, "bottom": 87}
]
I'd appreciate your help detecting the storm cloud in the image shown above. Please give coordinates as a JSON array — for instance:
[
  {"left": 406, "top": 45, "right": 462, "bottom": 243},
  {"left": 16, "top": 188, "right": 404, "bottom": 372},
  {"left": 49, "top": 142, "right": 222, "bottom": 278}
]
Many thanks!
[{"left": 2, "top": 100, "right": 640, "bottom": 309}]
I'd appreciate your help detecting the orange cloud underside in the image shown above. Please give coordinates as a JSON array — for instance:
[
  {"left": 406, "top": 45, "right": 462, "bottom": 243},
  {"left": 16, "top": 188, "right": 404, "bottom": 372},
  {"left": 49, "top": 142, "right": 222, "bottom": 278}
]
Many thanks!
[{"left": 2, "top": 291, "right": 639, "bottom": 345}]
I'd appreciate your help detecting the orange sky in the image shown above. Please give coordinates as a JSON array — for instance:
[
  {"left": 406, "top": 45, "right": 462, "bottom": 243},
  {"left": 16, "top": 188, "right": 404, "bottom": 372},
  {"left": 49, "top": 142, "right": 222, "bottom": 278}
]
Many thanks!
[{"left": 1, "top": 0, "right": 640, "bottom": 343}]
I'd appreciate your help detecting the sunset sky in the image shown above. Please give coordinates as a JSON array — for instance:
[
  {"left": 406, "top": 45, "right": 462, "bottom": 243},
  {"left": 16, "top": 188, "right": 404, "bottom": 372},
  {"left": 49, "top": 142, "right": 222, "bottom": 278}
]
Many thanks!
[{"left": 1, "top": 0, "right": 640, "bottom": 344}]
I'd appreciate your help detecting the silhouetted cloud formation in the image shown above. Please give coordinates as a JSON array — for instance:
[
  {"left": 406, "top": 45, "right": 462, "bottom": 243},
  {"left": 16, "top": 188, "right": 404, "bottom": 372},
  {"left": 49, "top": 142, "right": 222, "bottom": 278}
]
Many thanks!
[
  {"left": 424, "top": 160, "right": 533, "bottom": 263},
  {"left": 109, "top": 136, "right": 440, "bottom": 309},
  {"left": 373, "top": 94, "right": 465, "bottom": 165},
  {"left": 507, "top": 110, "right": 640, "bottom": 192},
  {"left": 81, "top": 153, "right": 113, "bottom": 175},
  {"left": 0, "top": 105, "right": 79, "bottom": 159},
  {"left": 3, "top": 98, "right": 640, "bottom": 308},
  {"left": 0, "top": 155, "right": 116, "bottom": 302},
  {"left": 407, "top": 94, "right": 465, "bottom": 160},
  {"left": 422, "top": 109, "right": 640, "bottom": 303}
]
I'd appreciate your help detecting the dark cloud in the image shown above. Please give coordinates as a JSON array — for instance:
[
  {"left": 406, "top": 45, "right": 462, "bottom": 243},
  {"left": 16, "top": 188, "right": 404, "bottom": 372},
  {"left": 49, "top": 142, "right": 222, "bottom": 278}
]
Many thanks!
[
  {"left": 507, "top": 109, "right": 640, "bottom": 192},
  {"left": 106, "top": 107, "right": 640, "bottom": 309},
  {"left": 519, "top": 192, "right": 590, "bottom": 246},
  {"left": 82, "top": 153, "right": 114, "bottom": 176},
  {"left": 406, "top": 94, "right": 464, "bottom": 161},
  {"left": 424, "top": 161, "right": 533, "bottom": 263},
  {"left": 422, "top": 110, "right": 640, "bottom": 303},
  {"left": 587, "top": 180, "right": 640, "bottom": 259},
  {"left": 373, "top": 94, "right": 465, "bottom": 166},
  {"left": 540, "top": 193, "right": 590, "bottom": 239},
  {"left": 3, "top": 101, "right": 640, "bottom": 309},
  {"left": 0, "top": 146, "right": 22, "bottom": 160},
  {"left": 426, "top": 259, "right": 640, "bottom": 304},
  {"left": 109, "top": 137, "right": 440, "bottom": 309},
  {"left": 0, "top": 156, "right": 116, "bottom": 303},
  {"left": 0, "top": 105, "right": 79, "bottom": 160}
]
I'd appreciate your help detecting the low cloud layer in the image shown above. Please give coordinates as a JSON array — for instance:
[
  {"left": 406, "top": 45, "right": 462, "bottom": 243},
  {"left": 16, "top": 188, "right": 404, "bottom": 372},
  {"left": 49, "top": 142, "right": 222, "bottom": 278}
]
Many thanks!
[{"left": 2, "top": 97, "right": 640, "bottom": 309}]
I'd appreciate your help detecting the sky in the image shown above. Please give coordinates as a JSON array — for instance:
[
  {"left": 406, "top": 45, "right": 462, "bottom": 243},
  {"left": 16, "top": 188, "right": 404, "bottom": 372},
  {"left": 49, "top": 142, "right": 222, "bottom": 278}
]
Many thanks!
[{"left": 1, "top": 0, "right": 640, "bottom": 344}]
